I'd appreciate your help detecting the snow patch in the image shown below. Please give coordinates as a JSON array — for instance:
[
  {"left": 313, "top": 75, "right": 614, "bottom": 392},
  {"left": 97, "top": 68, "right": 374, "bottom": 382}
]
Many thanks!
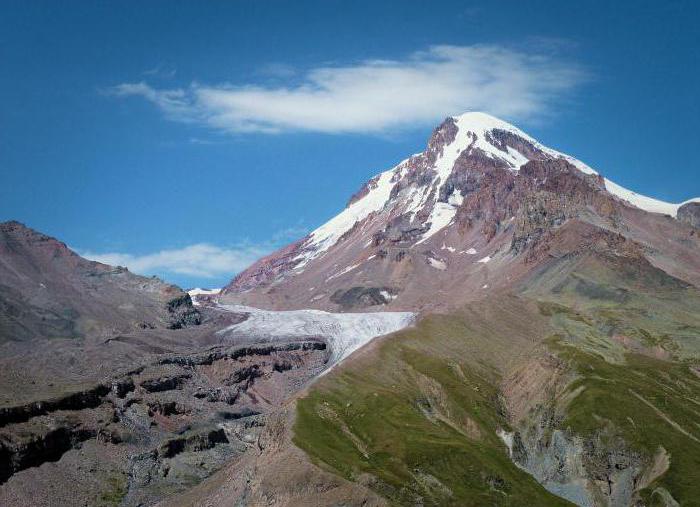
[
  {"left": 428, "top": 257, "right": 447, "bottom": 270},
  {"left": 297, "top": 167, "right": 398, "bottom": 267},
  {"left": 477, "top": 255, "right": 491, "bottom": 263},
  {"left": 604, "top": 179, "right": 700, "bottom": 217},
  {"left": 379, "top": 290, "right": 397, "bottom": 302},
  {"left": 188, "top": 287, "right": 221, "bottom": 297},
  {"left": 497, "top": 429, "right": 515, "bottom": 458},
  {"left": 404, "top": 185, "right": 430, "bottom": 218},
  {"left": 452, "top": 113, "right": 533, "bottom": 170},
  {"left": 188, "top": 287, "right": 221, "bottom": 306},
  {"left": 417, "top": 202, "right": 458, "bottom": 244},
  {"left": 325, "top": 263, "right": 361, "bottom": 282},
  {"left": 447, "top": 189, "right": 464, "bottom": 206}
]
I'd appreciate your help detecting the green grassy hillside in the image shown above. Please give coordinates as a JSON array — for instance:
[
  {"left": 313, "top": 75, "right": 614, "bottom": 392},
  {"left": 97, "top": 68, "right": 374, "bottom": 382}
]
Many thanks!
[{"left": 294, "top": 249, "right": 700, "bottom": 506}]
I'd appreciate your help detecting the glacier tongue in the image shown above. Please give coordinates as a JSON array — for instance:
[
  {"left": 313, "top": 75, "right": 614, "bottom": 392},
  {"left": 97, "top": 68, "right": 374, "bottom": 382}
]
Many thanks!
[{"left": 216, "top": 304, "right": 415, "bottom": 368}]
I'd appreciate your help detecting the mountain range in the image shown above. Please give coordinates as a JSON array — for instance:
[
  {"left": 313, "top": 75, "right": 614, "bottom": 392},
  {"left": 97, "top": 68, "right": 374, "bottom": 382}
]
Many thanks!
[{"left": 2, "top": 112, "right": 700, "bottom": 507}]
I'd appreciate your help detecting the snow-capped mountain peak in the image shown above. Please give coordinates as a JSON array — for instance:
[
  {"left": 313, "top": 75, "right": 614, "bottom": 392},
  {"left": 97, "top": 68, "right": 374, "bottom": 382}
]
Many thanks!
[
  {"left": 451, "top": 112, "right": 598, "bottom": 175},
  {"left": 222, "top": 112, "right": 700, "bottom": 310},
  {"left": 296, "top": 111, "right": 691, "bottom": 262}
]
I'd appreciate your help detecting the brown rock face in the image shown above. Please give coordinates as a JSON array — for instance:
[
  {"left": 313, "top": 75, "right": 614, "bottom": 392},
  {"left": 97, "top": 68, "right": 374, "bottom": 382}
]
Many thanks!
[
  {"left": 223, "top": 239, "right": 306, "bottom": 294},
  {"left": 0, "top": 336, "right": 330, "bottom": 505},
  {"left": 678, "top": 202, "right": 700, "bottom": 228}
]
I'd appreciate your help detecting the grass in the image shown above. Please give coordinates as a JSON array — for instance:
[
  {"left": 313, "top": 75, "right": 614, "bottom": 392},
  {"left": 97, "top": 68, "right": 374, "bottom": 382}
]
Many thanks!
[
  {"left": 533, "top": 251, "right": 700, "bottom": 505},
  {"left": 548, "top": 339, "right": 700, "bottom": 506},
  {"left": 98, "top": 472, "right": 128, "bottom": 506},
  {"left": 295, "top": 313, "right": 573, "bottom": 506}
]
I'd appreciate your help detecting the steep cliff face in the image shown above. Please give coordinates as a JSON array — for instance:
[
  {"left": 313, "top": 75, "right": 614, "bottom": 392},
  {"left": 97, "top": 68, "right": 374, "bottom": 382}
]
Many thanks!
[{"left": 221, "top": 113, "right": 700, "bottom": 313}]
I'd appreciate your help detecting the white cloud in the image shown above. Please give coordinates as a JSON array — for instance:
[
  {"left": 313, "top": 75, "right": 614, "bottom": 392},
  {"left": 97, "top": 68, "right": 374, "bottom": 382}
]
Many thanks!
[
  {"left": 107, "top": 44, "right": 586, "bottom": 135},
  {"left": 80, "top": 243, "right": 270, "bottom": 279}
]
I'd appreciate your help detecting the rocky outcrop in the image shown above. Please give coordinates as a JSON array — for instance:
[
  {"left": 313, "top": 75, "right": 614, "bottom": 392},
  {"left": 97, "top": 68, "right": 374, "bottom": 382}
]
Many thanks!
[
  {"left": 488, "top": 129, "right": 545, "bottom": 160},
  {"left": 140, "top": 374, "right": 191, "bottom": 393},
  {"left": 678, "top": 202, "right": 700, "bottom": 228},
  {"left": 348, "top": 174, "right": 381, "bottom": 206},
  {"left": 167, "top": 295, "right": 202, "bottom": 329},
  {"left": 158, "top": 428, "right": 229, "bottom": 459},
  {"left": 0, "top": 424, "right": 97, "bottom": 484},
  {"left": 330, "top": 287, "right": 396, "bottom": 308},
  {"left": 111, "top": 377, "right": 136, "bottom": 398},
  {"left": 0, "top": 384, "right": 110, "bottom": 427},
  {"left": 0, "top": 335, "right": 331, "bottom": 504},
  {"left": 372, "top": 215, "right": 429, "bottom": 246},
  {"left": 501, "top": 424, "right": 646, "bottom": 507},
  {"left": 159, "top": 341, "right": 327, "bottom": 367},
  {"left": 222, "top": 239, "right": 306, "bottom": 295}
]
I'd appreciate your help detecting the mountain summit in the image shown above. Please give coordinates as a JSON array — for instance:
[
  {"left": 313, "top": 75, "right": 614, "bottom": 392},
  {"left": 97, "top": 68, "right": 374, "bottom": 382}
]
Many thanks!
[{"left": 222, "top": 112, "right": 700, "bottom": 312}]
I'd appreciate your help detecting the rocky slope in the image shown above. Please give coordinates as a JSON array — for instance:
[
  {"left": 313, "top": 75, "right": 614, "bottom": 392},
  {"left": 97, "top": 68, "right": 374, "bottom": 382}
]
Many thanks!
[
  {"left": 0, "top": 223, "right": 413, "bottom": 506},
  {"left": 0, "top": 220, "right": 200, "bottom": 342}
]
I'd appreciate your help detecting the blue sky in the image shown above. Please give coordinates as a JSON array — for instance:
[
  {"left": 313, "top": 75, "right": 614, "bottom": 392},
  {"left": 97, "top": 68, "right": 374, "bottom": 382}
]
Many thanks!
[{"left": 2, "top": 1, "right": 699, "bottom": 288}]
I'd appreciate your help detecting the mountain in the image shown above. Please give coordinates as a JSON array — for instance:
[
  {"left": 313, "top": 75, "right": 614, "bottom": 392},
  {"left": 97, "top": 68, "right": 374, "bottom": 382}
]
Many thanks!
[
  {"left": 221, "top": 112, "right": 700, "bottom": 313},
  {"left": 186, "top": 113, "right": 700, "bottom": 507},
  {"left": 0, "top": 221, "right": 412, "bottom": 506},
  {"left": 0, "top": 220, "right": 200, "bottom": 343},
  {"left": 3, "top": 114, "right": 700, "bottom": 507}
]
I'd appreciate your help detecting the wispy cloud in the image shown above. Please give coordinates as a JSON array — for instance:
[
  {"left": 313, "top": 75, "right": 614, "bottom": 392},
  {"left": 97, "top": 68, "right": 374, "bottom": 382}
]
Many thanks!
[
  {"left": 80, "top": 243, "right": 271, "bottom": 279},
  {"left": 188, "top": 137, "right": 219, "bottom": 145},
  {"left": 106, "top": 44, "right": 587, "bottom": 135},
  {"left": 270, "top": 223, "right": 310, "bottom": 243},
  {"left": 143, "top": 63, "right": 177, "bottom": 79}
]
